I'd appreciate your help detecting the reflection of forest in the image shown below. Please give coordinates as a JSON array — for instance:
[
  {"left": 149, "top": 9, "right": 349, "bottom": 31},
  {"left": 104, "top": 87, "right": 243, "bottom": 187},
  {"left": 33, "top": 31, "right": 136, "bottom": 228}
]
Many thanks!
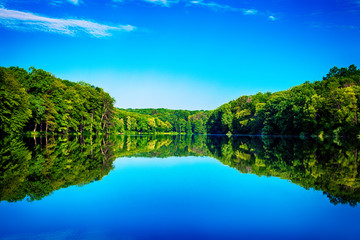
[
  {"left": 206, "top": 136, "right": 360, "bottom": 206},
  {"left": 1, "top": 135, "right": 360, "bottom": 206},
  {"left": 0, "top": 135, "right": 116, "bottom": 202},
  {"left": 115, "top": 135, "right": 210, "bottom": 158}
]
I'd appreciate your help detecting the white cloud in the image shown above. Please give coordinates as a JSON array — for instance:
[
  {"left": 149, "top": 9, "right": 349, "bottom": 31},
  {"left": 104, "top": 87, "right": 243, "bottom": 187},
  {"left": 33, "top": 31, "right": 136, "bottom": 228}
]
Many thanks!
[
  {"left": 188, "top": 0, "right": 238, "bottom": 11},
  {"left": 116, "top": 0, "right": 238, "bottom": 10},
  {"left": 67, "top": 0, "right": 81, "bottom": 4},
  {"left": 268, "top": 15, "right": 276, "bottom": 21},
  {"left": 144, "top": 0, "right": 179, "bottom": 7},
  {"left": 50, "top": 0, "right": 82, "bottom": 5},
  {"left": 114, "top": 0, "right": 263, "bottom": 17},
  {"left": 112, "top": 0, "right": 273, "bottom": 21},
  {"left": 243, "top": 9, "right": 258, "bottom": 15},
  {"left": 0, "top": 7, "right": 135, "bottom": 37}
]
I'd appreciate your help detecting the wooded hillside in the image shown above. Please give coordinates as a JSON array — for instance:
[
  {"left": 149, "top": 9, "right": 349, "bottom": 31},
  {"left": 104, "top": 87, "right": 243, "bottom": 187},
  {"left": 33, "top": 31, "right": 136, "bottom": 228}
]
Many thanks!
[
  {"left": 0, "top": 67, "right": 117, "bottom": 135},
  {"left": 206, "top": 65, "right": 360, "bottom": 137}
]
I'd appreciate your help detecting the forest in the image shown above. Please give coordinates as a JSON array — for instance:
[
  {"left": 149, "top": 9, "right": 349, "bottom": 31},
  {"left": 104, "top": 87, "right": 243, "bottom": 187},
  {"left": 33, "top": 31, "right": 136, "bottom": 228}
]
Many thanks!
[
  {"left": 117, "top": 108, "right": 209, "bottom": 134},
  {"left": 207, "top": 65, "right": 360, "bottom": 137},
  {"left": 2, "top": 65, "right": 360, "bottom": 206},
  {"left": 1, "top": 65, "right": 360, "bottom": 137},
  {"left": 0, "top": 67, "right": 117, "bottom": 136}
]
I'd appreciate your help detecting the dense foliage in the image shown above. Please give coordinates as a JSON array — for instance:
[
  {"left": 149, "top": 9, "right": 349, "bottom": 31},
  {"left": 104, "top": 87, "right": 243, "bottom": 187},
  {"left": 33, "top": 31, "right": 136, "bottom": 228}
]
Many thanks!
[
  {"left": 0, "top": 67, "right": 117, "bottom": 135},
  {"left": 119, "top": 108, "right": 209, "bottom": 134},
  {"left": 117, "top": 109, "right": 173, "bottom": 134},
  {"left": 2, "top": 65, "right": 360, "bottom": 206},
  {"left": 2, "top": 65, "right": 359, "bottom": 137},
  {"left": 206, "top": 65, "right": 360, "bottom": 136}
]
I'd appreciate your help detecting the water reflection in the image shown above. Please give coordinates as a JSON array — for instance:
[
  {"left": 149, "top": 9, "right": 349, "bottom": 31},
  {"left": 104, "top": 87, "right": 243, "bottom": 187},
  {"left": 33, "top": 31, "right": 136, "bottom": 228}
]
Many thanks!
[
  {"left": 0, "top": 135, "right": 116, "bottom": 202},
  {"left": 115, "top": 135, "right": 209, "bottom": 158},
  {"left": 1, "top": 134, "right": 359, "bottom": 206},
  {"left": 206, "top": 136, "right": 360, "bottom": 206}
]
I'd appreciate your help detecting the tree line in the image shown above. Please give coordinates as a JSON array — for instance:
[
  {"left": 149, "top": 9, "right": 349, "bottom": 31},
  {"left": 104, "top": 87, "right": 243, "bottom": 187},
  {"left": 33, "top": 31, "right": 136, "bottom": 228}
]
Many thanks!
[
  {"left": 117, "top": 109, "right": 173, "bottom": 134},
  {"left": 1, "top": 64, "right": 360, "bottom": 137},
  {"left": 0, "top": 67, "right": 117, "bottom": 136},
  {"left": 118, "top": 108, "right": 209, "bottom": 134},
  {"left": 206, "top": 65, "right": 360, "bottom": 137}
]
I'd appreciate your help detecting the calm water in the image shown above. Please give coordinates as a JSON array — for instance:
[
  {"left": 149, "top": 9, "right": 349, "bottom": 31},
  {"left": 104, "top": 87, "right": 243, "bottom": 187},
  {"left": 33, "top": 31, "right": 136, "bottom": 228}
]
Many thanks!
[{"left": 0, "top": 135, "right": 360, "bottom": 240}]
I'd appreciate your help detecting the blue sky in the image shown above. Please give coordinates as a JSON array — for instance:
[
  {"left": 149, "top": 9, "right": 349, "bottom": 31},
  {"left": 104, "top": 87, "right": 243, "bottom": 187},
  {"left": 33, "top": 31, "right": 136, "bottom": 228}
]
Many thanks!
[{"left": 0, "top": 0, "right": 359, "bottom": 110}]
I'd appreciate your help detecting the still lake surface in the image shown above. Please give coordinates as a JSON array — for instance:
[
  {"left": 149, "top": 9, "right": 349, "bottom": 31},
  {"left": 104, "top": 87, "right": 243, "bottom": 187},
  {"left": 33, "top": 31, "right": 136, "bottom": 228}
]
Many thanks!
[{"left": 0, "top": 135, "right": 360, "bottom": 240}]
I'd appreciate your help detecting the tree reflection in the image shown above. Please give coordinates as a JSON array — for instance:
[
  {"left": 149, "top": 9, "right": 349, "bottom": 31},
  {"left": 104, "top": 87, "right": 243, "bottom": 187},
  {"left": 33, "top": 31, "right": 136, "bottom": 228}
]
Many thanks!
[
  {"left": 0, "top": 135, "right": 117, "bottom": 202},
  {"left": 205, "top": 136, "right": 360, "bottom": 206},
  {"left": 1, "top": 134, "right": 360, "bottom": 206},
  {"left": 115, "top": 135, "right": 209, "bottom": 158}
]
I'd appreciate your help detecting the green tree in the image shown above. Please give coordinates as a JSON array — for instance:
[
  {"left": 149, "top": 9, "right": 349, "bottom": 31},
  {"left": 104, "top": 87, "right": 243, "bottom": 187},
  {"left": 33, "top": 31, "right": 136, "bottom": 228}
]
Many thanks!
[{"left": 0, "top": 68, "right": 32, "bottom": 135}]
